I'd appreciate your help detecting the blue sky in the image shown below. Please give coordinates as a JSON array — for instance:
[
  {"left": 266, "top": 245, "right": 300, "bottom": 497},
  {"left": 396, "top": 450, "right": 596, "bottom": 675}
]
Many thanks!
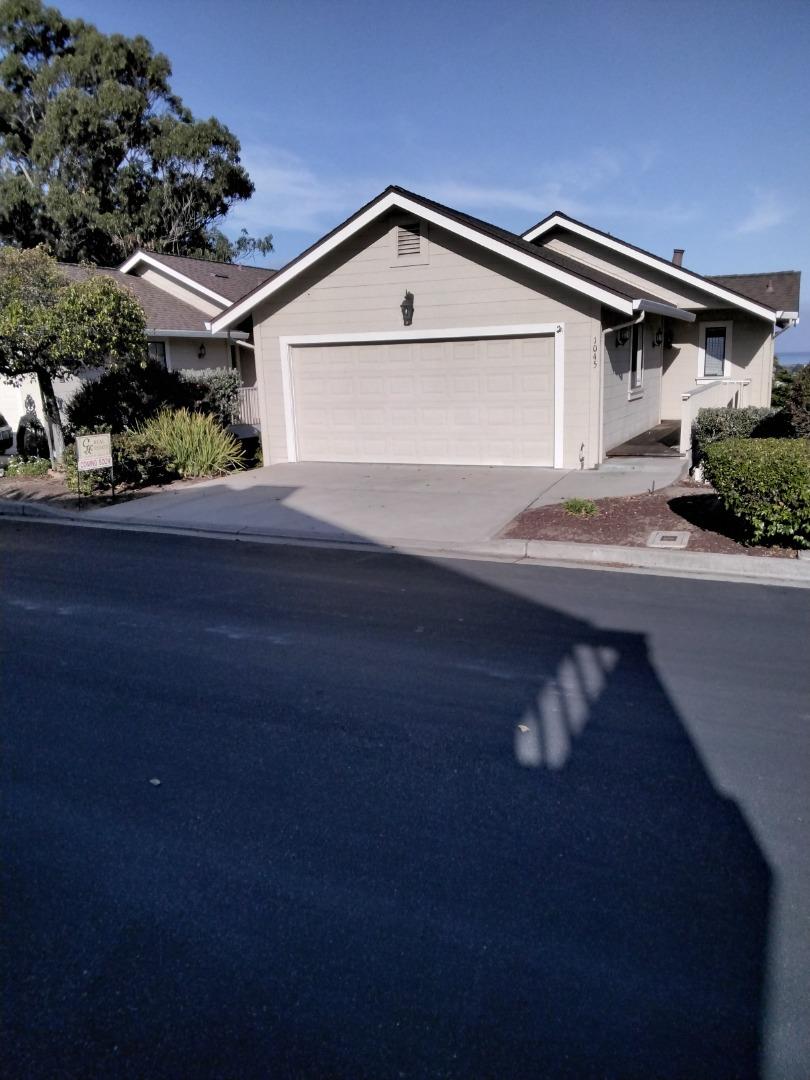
[{"left": 68, "top": 0, "right": 810, "bottom": 350}]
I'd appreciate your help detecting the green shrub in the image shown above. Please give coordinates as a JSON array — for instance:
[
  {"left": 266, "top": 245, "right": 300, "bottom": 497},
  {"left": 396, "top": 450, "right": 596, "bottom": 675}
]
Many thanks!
[
  {"left": 3, "top": 455, "right": 50, "bottom": 478},
  {"left": 63, "top": 432, "right": 176, "bottom": 494},
  {"left": 138, "top": 409, "right": 244, "bottom": 478},
  {"left": 691, "top": 406, "right": 789, "bottom": 463},
  {"left": 179, "top": 367, "right": 241, "bottom": 427},
  {"left": 703, "top": 438, "right": 810, "bottom": 546},
  {"left": 786, "top": 365, "right": 810, "bottom": 438},
  {"left": 66, "top": 360, "right": 197, "bottom": 434},
  {"left": 562, "top": 497, "right": 598, "bottom": 517}
]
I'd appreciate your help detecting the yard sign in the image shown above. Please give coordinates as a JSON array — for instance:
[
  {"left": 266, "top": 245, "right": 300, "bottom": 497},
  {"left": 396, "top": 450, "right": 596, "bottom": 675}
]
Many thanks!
[{"left": 76, "top": 433, "right": 113, "bottom": 472}]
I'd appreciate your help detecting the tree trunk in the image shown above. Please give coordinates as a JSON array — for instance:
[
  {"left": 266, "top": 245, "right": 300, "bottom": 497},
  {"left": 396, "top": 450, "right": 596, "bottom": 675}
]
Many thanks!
[{"left": 36, "top": 369, "right": 66, "bottom": 464}]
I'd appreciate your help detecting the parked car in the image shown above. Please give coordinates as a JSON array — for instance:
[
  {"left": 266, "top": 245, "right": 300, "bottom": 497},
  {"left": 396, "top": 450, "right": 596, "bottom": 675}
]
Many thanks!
[{"left": 0, "top": 412, "right": 13, "bottom": 454}]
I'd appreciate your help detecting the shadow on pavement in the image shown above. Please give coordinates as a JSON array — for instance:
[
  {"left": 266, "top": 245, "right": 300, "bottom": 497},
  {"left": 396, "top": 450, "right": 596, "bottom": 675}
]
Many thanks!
[{"left": 2, "top": 484, "right": 772, "bottom": 1080}]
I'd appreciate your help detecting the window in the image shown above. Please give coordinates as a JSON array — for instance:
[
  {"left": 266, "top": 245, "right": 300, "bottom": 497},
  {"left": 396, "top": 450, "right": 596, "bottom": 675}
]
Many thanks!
[
  {"left": 629, "top": 322, "right": 644, "bottom": 393},
  {"left": 148, "top": 341, "right": 167, "bottom": 368},
  {"left": 703, "top": 326, "right": 726, "bottom": 377}
]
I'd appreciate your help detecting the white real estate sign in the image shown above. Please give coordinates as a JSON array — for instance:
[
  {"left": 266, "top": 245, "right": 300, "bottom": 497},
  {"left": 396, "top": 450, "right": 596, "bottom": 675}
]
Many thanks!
[{"left": 76, "top": 433, "right": 113, "bottom": 472}]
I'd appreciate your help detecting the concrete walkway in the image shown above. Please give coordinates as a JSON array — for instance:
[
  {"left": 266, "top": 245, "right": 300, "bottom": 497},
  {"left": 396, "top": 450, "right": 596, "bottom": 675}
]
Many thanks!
[{"left": 83, "top": 459, "right": 686, "bottom": 546}]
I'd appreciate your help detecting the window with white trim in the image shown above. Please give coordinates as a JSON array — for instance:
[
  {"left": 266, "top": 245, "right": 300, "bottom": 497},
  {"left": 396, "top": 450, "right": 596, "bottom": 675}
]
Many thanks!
[
  {"left": 702, "top": 325, "right": 727, "bottom": 377},
  {"left": 148, "top": 341, "right": 167, "bottom": 368},
  {"left": 629, "top": 322, "right": 644, "bottom": 393}
]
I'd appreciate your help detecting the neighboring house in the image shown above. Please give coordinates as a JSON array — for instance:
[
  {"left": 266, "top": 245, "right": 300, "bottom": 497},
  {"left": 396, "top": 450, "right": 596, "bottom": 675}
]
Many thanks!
[
  {"left": 0, "top": 250, "right": 275, "bottom": 450},
  {"left": 208, "top": 186, "right": 800, "bottom": 469}
]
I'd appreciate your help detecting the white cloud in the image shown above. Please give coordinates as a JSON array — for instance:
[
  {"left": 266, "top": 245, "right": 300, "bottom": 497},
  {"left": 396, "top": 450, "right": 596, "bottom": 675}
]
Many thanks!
[
  {"left": 226, "top": 143, "right": 697, "bottom": 246},
  {"left": 734, "top": 190, "right": 790, "bottom": 235}
]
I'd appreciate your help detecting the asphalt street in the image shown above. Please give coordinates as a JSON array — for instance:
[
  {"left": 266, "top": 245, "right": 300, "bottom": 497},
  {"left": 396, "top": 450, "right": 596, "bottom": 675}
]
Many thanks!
[{"left": 2, "top": 520, "right": 809, "bottom": 1079}]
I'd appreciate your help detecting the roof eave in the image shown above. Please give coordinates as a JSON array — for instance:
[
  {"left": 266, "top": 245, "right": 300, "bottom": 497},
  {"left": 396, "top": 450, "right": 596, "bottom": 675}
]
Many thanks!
[
  {"left": 633, "top": 299, "right": 696, "bottom": 323},
  {"left": 522, "top": 213, "right": 778, "bottom": 323},
  {"left": 119, "top": 250, "right": 232, "bottom": 307},
  {"left": 210, "top": 190, "right": 637, "bottom": 332}
]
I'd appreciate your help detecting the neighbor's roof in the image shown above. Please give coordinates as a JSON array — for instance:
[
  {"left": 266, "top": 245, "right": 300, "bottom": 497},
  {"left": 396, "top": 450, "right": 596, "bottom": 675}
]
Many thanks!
[
  {"left": 58, "top": 264, "right": 212, "bottom": 333},
  {"left": 709, "top": 271, "right": 800, "bottom": 314},
  {"left": 136, "top": 250, "right": 276, "bottom": 304},
  {"left": 211, "top": 185, "right": 699, "bottom": 332},
  {"left": 520, "top": 209, "right": 800, "bottom": 323}
]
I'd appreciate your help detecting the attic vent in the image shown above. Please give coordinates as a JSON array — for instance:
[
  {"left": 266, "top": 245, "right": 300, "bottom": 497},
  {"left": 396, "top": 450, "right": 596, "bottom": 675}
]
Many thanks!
[
  {"left": 212, "top": 272, "right": 230, "bottom": 279},
  {"left": 397, "top": 222, "right": 421, "bottom": 257}
]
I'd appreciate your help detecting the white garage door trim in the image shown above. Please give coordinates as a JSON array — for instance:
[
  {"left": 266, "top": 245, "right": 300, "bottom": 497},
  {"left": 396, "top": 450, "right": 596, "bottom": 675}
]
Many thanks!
[{"left": 279, "top": 323, "right": 565, "bottom": 468}]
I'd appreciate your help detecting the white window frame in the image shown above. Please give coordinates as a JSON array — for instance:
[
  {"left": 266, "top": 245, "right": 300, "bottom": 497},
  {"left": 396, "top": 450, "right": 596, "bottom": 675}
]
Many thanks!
[
  {"left": 697, "top": 320, "right": 732, "bottom": 379},
  {"left": 148, "top": 339, "right": 170, "bottom": 370},
  {"left": 628, "top": 321, "right": 644, "bottom": 399},
  {"left": 278, "top": 322, "right": 566, "bottom": 468}
]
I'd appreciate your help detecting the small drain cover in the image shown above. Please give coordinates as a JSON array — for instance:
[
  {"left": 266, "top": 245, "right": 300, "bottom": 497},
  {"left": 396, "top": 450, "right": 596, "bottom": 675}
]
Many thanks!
[{"left": 647, "top": 530, "right": 690, "bottom": 549}]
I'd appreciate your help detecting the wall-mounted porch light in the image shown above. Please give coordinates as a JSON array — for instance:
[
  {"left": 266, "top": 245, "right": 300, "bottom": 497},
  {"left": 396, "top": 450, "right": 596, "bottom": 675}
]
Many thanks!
[
  {"left": 615, "top": 326, "right": 630, "bottom": 346},
  {"left": 197, "top": 343, "right": 207, "bottom": 360},
  {"left": 654, "top": 327, "right": 664, "bottom": 347},
  {"left": 400, "top": 290, "right": 414, "bottom": 326}
]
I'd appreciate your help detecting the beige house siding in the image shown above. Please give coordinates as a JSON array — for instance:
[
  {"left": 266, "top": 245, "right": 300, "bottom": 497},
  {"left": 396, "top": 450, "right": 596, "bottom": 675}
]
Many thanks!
[
  {"left": 251, "top": 214, "right": 603, "bottom": 468},
  {"left": 660, "top": 312, "right": 774, "bottom": 418},
  {"left": 539, "top": 233, "right": 725, "bottom": 311},
  {"left": 602, "top": 316, "right": 665, "bottom": 451},
  {"left": 164, "top": 338, "right": 230, "bottom": 372},
  {"left": 134, "top": 266, "right": 223, "bottom": 317}
]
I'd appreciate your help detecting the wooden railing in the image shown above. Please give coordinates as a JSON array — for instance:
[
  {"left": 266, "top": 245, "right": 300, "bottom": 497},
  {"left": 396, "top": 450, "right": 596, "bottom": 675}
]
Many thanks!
[
  {"left": 236, "top": 386, "right": 260, "bottom": 426},
  {"left": 679, "top": 379, "right": 751, "bottom": 455}
]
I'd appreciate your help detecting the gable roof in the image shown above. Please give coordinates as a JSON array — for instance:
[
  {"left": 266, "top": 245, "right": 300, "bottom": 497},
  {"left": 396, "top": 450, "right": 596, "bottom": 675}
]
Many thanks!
[
  {"left": 58, "top": 264, "right": 246, "bottom": 337},
  {"left": 520, "top": 210, "right": 783, "bottom": 323},
  {"left": 210, "top": 186, "right": 696, "bottom": 333},
  {"left": 118, "top": 249, "right": 276, "bottom": 307},
  {"left": 709, "top": 271, "right": 800, "bottom": 314}
]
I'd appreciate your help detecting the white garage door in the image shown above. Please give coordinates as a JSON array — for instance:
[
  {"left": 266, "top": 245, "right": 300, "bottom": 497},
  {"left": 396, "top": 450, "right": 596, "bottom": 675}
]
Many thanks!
[{"left": 289, "top": 335, "right": 555, "bottom": 466}]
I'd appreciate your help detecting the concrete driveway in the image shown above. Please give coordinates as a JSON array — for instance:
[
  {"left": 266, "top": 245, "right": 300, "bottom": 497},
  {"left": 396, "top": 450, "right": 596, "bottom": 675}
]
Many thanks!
[{"left": 86, "top": 462, "right": 567, "bottom": 545}]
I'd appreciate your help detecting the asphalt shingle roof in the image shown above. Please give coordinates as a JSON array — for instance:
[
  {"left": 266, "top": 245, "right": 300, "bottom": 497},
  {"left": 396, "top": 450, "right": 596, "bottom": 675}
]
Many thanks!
[
  {"left": 709, "top": 271, "right": 800, "bottom": 313},
  {"left": 139, "top": 251, "right": 276, "bottom": 303},
  {"left": 58, "top": 264, "right": 212, "bottom": 332}
]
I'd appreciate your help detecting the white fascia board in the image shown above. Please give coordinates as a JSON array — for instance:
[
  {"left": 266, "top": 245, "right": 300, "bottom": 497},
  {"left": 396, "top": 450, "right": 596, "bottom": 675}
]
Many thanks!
[
  {"left": 147, "top": 328, "right": 249, "bottom": 340},
  {"left": 633, "top": 299, "right": 696, "bottom": 322},
  {"left": 119, "top": 251, "right": 231, "bottom": 306},
  {"left": 210, "top": 193, "right": 635, "bottom": 332},
  {"left": 523, "top": 214, "right": 776, "bottom": 323}
]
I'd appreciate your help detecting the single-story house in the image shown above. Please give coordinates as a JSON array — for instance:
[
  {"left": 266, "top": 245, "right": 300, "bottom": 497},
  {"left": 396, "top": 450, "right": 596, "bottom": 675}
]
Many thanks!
[
  {"left": 208, "top": 186, "right": 801, "bottom": 469},
  {"left": 0, "top": 250, "right": 274, "bottom": 450}
]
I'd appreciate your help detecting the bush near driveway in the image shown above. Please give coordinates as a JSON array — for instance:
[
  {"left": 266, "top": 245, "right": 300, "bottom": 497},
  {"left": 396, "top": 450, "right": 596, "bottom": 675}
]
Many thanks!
[
  {"left": 138, "top": 409, "right": 244, "bottom": 478},
  {"left": 63, "top": 432, "right": 176, "bottom": 494},
  {"left": 178, "top": 367, "right": 240, "bottom": 428},
  {"left": 703, "top": 438, "right": 810, "bottom": 547},
  {"left": 786, "top": 365, "right": 810, "bottom": 438},
  {"left": 691, "top": 406, "right": 789, "bottom": 464},
  {"left": 3, "top": 456, "right": 50, "bottom": 478},
  {"left": 66, "top": 360, "right": 197, "bottom": 434}
]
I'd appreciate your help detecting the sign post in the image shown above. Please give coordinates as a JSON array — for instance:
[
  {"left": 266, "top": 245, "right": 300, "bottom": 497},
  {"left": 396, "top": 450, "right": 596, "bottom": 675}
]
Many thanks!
[{"left": 76, "top": 433, "right": 114, "bottom": 503}]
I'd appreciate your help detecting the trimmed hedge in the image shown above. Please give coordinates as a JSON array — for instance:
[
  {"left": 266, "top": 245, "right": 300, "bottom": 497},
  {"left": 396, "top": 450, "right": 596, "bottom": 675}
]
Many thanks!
[
  {"left": 691, "top": 406, "right": 788, "bottom": 463},
  {"left": 178, "top": 367, "right": 240, "bottom": 427},
  {"left": 703, "top": 438, "right": 810, "bottom": 547}
]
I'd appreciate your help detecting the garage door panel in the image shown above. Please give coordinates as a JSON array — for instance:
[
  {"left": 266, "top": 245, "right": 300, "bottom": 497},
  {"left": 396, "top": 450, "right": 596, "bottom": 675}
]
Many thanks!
[{"left": 291, "top": 336, "right": 554, "bottom": 466}]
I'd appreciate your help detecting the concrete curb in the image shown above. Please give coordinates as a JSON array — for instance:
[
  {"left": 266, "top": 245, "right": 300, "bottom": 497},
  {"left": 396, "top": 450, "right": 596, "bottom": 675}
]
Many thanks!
[{"left": 2, "top": 497, "right": 808, "bottom": 587}]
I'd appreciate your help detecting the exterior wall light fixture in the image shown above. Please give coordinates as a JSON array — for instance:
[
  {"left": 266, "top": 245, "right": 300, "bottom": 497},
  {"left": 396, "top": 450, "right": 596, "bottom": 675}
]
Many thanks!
[
  {"left": 615, "top": 327, "right": 630, "bottom": 346},
  {"left": 400, "top": 290, "right": 414, "bottom": 326},
  {"left": 197, "top": 343, "right": 207, "bottom": 360}
]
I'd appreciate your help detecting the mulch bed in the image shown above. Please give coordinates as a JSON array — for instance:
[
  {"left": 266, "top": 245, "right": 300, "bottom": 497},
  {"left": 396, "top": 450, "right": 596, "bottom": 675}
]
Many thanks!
[
  {"left": 503, "top": 484, "right": 799, "bottom": 559},
  {"left": 0, "top": 471, "right": 206, "bottom": 512}
]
